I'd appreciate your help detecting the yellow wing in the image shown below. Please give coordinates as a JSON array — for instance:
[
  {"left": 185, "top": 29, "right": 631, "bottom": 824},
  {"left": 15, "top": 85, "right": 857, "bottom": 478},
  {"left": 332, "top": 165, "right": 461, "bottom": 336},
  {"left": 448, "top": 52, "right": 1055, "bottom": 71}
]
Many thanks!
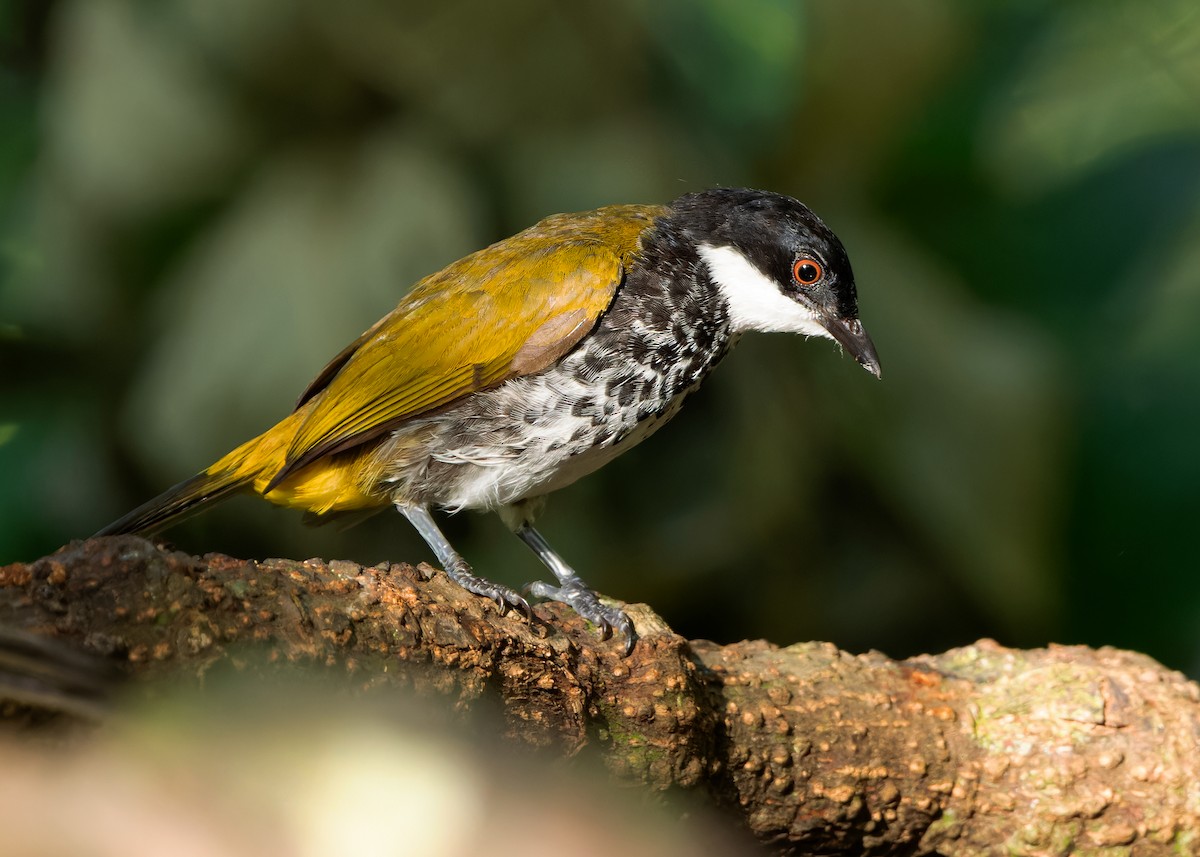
[{"left": 265, "top": 204, "right": 664, "bottom": 490}]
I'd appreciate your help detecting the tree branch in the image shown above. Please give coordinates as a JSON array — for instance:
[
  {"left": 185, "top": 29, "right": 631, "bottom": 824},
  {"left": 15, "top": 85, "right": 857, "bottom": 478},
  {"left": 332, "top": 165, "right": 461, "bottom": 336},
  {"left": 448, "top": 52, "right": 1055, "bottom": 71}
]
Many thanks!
[{"left": 2, "top": 537, "right": 1197, "bottom": 854}]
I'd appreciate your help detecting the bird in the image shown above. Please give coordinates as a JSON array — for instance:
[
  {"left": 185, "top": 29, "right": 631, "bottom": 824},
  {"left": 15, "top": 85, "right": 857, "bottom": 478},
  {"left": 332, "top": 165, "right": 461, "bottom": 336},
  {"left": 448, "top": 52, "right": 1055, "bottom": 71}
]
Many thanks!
[{"left": 97, "top": 187, "right": 881, "bottom": 653}]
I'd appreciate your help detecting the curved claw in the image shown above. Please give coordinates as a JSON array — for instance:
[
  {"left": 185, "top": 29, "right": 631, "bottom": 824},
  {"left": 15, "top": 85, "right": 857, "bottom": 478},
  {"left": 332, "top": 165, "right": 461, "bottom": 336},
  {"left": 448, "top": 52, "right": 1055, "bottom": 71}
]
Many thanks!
[
  {"left": 522, "top": 578, "right": 635, "bottom": 652},
  {"left": 442, "top": 561, "right": 532, "bottom": 625},
  {"left": 622, "top": 631, "right": 636, "bottom": 657},
  {"left": 618, "top": 618, "right": 637, "bottom": 656},
  {"left": 497, "top": 591, "right": 533, "bottom": 623}
]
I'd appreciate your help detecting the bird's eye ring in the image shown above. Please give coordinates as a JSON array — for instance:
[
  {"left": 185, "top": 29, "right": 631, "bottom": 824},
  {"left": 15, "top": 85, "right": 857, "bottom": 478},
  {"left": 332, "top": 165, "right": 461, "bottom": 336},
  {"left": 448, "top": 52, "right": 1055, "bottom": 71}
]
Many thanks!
[{"left": 792, "top": 257, "right": 824, "bottom": 286}]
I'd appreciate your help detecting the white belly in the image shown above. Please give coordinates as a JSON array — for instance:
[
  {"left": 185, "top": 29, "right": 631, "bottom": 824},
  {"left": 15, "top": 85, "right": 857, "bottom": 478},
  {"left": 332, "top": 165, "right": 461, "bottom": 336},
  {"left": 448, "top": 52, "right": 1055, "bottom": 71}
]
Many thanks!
[
  {"left": 423, "top": 381, "right": 692, "bottom": 512},
  {"left": 489, "top": 398, "right": 684, "bottom": 502}
]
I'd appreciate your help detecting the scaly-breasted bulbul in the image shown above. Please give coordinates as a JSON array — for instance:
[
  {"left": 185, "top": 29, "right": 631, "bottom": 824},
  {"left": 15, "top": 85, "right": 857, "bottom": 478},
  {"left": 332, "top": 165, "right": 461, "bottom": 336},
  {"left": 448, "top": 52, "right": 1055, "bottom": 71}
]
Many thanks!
[{"left": 97, "top": 188, "right": 881, "bottom": 653}]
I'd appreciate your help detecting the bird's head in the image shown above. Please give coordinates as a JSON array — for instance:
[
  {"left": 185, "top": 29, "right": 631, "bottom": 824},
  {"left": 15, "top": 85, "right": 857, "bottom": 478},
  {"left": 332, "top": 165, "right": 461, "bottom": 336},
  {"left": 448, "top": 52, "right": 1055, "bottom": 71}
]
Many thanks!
[{"left": 671, "top": 188, "right": 881, "bottom": 378}]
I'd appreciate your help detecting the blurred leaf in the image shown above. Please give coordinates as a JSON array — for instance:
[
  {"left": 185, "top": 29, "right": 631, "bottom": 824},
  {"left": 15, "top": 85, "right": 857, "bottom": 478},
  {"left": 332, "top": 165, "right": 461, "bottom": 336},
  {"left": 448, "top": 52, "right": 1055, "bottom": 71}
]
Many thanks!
[
  {"left": 45, "top": 1, "right": 261, "bottom": 217},
  {"left": 979, "top": 0, "right": 1200, "bottom": 196},
  {"left": 829, "top": 215, "right": 1066, "bottom": 639},
  {"left": 629, "top": 0, "right": 807, "bottom": 146},
  {"left": 1131, "top": 202, "right": 1200, "bottom": 359}
]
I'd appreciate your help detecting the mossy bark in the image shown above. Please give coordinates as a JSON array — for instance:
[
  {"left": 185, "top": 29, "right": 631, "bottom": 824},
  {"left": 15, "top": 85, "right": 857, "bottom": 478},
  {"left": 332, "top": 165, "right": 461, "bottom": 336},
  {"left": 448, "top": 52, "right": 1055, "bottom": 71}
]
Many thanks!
[{"left": 2, "top": 537, "right": 1198, "bottom": 855}]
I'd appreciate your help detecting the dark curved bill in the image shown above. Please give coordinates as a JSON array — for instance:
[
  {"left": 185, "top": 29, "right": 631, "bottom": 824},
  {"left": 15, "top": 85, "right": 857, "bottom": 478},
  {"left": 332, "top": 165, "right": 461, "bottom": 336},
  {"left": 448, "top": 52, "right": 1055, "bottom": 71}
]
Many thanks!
[{"left": 821, "top": 316, "right": 882, "bottom": 378}]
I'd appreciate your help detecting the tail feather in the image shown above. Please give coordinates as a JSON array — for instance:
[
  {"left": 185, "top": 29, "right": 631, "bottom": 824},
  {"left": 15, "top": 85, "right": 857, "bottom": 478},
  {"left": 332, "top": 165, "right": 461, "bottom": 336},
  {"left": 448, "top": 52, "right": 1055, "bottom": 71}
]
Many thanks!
[
  {"left": 96, "top": 411, "right": 298, "bottom": 537},
  {"left": 96, "top": 407, "right": 382, "bottom": 537},
  {"left": 94, "top": 469, "right": 251, "bottom": 537}
]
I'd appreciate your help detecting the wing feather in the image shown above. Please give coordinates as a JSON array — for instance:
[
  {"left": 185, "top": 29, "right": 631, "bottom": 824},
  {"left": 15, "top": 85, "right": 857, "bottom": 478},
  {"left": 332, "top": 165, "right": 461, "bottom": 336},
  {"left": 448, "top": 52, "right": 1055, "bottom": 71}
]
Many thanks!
[{"left": 266, "top": 205, "right": 662, "bottom": 489}]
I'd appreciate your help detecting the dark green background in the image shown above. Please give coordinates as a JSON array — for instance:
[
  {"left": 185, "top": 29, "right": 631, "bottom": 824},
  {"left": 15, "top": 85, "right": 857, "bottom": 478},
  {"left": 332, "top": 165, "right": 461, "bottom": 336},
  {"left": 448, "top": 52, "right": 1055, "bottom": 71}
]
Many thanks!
[{"left": 3, "top": 1, "right": 1199, "bottom": 671}]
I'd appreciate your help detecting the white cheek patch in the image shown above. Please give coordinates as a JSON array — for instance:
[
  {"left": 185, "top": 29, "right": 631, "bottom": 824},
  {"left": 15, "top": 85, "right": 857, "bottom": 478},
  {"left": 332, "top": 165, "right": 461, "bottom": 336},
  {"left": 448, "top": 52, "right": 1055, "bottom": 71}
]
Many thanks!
[{"left": 698, "top": 244, "right": 833, "bottom": 339}]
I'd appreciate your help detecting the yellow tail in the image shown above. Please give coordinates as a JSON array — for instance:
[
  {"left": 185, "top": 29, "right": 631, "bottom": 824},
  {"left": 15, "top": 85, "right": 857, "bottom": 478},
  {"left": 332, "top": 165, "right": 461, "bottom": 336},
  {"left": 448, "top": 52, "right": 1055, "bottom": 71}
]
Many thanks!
[{"left": 96, "top": 410, "right": 381, "bottom": 536}]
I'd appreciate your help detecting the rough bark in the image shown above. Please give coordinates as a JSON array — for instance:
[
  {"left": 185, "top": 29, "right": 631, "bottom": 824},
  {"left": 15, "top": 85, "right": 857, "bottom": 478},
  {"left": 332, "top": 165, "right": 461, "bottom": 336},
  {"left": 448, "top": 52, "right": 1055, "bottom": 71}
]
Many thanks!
[{"left": 2, "top": 536, "right": 1198, "bottom": 855}]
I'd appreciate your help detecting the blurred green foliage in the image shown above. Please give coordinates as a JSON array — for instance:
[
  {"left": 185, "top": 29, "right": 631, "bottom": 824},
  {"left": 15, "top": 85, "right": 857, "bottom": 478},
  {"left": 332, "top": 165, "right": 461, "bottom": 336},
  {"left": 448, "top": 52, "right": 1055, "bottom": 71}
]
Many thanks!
[{"left": 2, "top": 0, "right": 1198, "bottom": 669}]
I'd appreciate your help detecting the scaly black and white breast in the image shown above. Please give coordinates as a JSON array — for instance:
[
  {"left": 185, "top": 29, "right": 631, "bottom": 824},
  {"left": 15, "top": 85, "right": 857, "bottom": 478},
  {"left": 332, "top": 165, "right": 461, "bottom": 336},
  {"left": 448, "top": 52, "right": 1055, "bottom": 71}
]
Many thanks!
[{"left": 374, "top": 223, "right": 735, "bottom": 513}]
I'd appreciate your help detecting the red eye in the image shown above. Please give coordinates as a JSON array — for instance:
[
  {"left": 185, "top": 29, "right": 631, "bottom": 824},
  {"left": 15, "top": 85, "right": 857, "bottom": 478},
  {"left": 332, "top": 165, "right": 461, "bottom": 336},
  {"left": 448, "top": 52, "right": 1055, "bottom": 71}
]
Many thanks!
[{"left": 792, "top": 257, "right": 823, "bottom": 286}]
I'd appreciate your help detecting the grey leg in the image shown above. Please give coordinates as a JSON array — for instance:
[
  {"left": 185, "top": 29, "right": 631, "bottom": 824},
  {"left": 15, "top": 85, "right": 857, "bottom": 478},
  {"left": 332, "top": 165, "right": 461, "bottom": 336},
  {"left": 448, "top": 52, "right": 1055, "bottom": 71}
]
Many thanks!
[
  {"left": 514, "top": 523, "right": 636, "bottom": 654},
  {"left": 396, "top": 503, "right": 531, "bottom": 620}
]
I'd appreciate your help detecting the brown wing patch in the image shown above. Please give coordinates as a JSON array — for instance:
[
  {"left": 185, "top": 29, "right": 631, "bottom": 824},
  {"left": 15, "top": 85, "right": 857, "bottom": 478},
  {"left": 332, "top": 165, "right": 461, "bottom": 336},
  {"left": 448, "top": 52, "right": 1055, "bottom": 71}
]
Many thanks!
[{"left": 509, "top": 308, "right": 590, "bottom": 375}]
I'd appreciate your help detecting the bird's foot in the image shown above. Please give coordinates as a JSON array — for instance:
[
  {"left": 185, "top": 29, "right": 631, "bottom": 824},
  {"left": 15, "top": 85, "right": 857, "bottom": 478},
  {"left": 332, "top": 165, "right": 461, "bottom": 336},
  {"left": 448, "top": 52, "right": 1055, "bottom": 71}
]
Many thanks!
[
  {"left": 524, "top": 578, "right": 636, "bottom": 655},
  {"left": 444, "top": 561, "right": 533, "bottom": 622}
]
